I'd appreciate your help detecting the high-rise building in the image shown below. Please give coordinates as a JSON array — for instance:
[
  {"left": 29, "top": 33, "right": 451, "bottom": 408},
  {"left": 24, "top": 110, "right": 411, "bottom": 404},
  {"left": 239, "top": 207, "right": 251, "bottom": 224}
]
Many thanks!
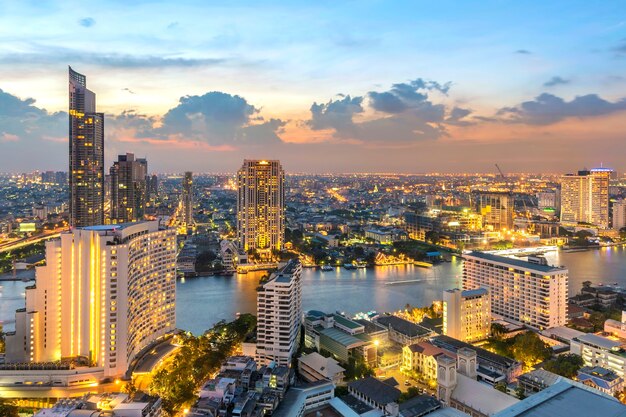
[
  {"left": 443, "top": 288, "right": 491, "bottom": 343},
  {"left": 237, "top": 160, "right": 285, "bottom": 258},
  {"left": 256, "top": 259, "right": 302, "bottom": 366},
  {"left": 5, "top": 221, "right": 176, "bottom": 378},
  {"left": 181, "top": 171, "right": 194, "bottom": 227},
  {"left": 110, "top": 153, "right": 148, "bottom": 224},
  {"left": 613, "top": 199, "right": 626, "bottom": 230},
  {"left": 69, "top": 66, "right": 104, "bottom": 227},
  {"left": 560, "top": 168, "right": 612, "bottom": 228},
  {"left": 148, "top": 174, "right": 159, "bottom": 198},
  {"left": 476, "top": 192, "right": 514, "bottom": 231},
  {"left": 462, "top": 252, "right": 568, "bottom": 330}
]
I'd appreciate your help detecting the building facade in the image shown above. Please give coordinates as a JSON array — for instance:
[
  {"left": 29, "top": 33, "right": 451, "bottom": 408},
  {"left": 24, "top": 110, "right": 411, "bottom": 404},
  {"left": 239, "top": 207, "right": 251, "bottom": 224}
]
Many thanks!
[
  {"left": 613, "top": 199, "right": 626, "bottom": 230},
  {"left": 256, "top": 259, "right": 302, "bottom": 366},
  {"left": 237, "top": 160, "right": 285, "bottom": 259},
  {"left": 443, "top": 288, "right": 491, "bottom": 343},
  {"left": 69, "top": 66, "right": 104, "bottom": 227},
  {"left": 181, "top": 171, "right": 194, "bottom": 228},
  {"left": 560, "top": 168, "right": 611, "bottom": 228},
  {"left": 463, "top": 251, "right": 568, "bottom": 330},
  {"left": 110, "top": 153, "right": 148, "bottom": 224},
  {"left": 476, "top": 192, "right": 514, "bottom": 231},
  {"left": 5, "top": 221, "right": 176, "bottom": 378}
]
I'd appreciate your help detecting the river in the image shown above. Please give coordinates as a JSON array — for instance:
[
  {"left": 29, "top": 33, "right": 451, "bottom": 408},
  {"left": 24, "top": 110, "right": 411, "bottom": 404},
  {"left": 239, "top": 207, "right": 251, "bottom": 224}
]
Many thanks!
[{"left": 2, "top": 246, "right": 626, "bottom": 334}]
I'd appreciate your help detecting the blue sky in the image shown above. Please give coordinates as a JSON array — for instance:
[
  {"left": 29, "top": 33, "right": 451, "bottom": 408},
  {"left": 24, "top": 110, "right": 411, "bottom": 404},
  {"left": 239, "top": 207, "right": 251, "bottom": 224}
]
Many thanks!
[{"left": 0, "top": 0, "right": 625, "bottom": 172}]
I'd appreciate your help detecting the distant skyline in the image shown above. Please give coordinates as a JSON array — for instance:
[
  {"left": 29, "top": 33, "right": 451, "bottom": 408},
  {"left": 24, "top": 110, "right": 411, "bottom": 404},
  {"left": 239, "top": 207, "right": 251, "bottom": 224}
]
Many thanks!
[{"left": 1, "top": 0, "right": 625, "bottom": 173}]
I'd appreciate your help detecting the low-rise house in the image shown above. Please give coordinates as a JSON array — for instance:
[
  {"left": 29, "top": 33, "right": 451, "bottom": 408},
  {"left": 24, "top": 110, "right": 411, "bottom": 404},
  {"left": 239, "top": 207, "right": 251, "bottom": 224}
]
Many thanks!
[
  {"left": 577, "top": 366, "right": 624, "bottom": 396},
  {"left": 375, "top": 315, "right": 434, "bottom": 346},
  {"left": 517, "top": 369, "right": 561, "bottom": 395},
  {"left": 403, "top": 341, "right": 454, "bottom": 382},
  {"left": 298, "top": 352, "right": 345, "bottom": 385}
]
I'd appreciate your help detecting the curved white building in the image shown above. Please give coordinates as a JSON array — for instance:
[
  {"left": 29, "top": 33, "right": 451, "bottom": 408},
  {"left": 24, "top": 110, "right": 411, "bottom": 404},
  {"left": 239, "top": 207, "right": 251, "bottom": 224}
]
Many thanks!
[{"left": 5, "top": 221, "right": 176, "bottom": 378}]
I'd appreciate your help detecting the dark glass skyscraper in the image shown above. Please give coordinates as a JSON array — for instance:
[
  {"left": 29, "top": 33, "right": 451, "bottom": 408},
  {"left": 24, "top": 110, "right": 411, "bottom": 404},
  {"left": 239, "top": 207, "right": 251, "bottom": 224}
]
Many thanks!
[
  {"left": 110, "top": 153, "right": 148, "bottom": 224},
  {"left": 69, "top": 66, "right": 104, "bottom": 227}
]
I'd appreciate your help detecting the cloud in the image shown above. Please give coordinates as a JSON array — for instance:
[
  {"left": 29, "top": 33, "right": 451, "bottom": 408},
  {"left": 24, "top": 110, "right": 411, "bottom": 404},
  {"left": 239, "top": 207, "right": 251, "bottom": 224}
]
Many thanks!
[
  {"left": 113, "top": 92, "right": 286, "bottom": 146},
  {"left": 0, "top": 45, "right": 229, "bottom": 69},
  {"left": 543, "top": 76, "right": 570, "bottom": 87},
  {"left": 122, "top": 88, "right": 136, "bottom": 94},
  {"left": 0, "top": 89, "right": 66, "bottom": 140},
  {"left": 306, "top": 78, "right": 466, "bottom": 144},
  {"left": 308, "top": 95, "right": 364, "bottom": 135},
  {"left": 613, "top": 39, "right": 626, "bottom": 56},
  {"left": 498, "top": 93, "right": 626, "bottom": 125},
  {"left": 79, "top": 17, "right": 95, "bottom": 28},
  {"left": 515, "top": 49, "right": 532, "bottom": 54}
]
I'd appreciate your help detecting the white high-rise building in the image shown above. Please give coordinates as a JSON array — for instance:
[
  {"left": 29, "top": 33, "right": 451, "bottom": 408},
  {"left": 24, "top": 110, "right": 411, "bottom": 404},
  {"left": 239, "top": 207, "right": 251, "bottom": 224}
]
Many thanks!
[
  {"left": 560, "top": 168, "right": 611, "bottom": 228},
  {"left": 256, "top": 259, "right": 302, "bottom": 366},
  {"left": 613, "top": 199, "right": 626, "bottom": 230},
  {"left": 5, "top": 221, "right": 176, "bottom": 378},
  {"left": 237, "top": 160, "right": 285, "bottom": 259},
  {"left": 462, "top": 252, "right": 568, "bottom": 330},
  {"left": 443, "top": 288, "right": 491, "bottom": 343}
]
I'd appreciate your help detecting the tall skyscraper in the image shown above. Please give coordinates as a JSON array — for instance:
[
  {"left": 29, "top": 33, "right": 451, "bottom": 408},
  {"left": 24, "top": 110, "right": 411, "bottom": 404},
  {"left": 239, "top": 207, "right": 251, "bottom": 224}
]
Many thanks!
[
  {"left": 181, "top": 171, "right": 194, "bottom": 227},
  {"left": 256, "top": 259, "right": 302, "bottom": 366},
  {"left": 237, "top": 160, "right": 285, "bottom": 258},
  {"left": 69, "top": 67, "right": 104, "bottom": 227},
  {"left": 110, "top": 153, "right": 148, "bottom": 224},
  {"left": 463, "top": 252, "right": 568, "bottom": 330},
  {"left": 560, "top": 168, "right": 611, "bottom": 228},
  {"left": 442, "top": 288, "right": 491, "bottom": 343},
  {"left": 476, "top": 192, "right": 514, "bottom": 231},
  {"left": 5, "top": 221, "right": 176, "bottom": 378}
]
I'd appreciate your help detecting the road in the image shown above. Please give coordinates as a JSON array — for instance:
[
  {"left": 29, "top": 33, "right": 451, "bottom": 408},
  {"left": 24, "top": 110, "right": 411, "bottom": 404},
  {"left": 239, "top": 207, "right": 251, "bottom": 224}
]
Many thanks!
[{"left": 0, "top": 229, "right": 66, "bottom": 254}]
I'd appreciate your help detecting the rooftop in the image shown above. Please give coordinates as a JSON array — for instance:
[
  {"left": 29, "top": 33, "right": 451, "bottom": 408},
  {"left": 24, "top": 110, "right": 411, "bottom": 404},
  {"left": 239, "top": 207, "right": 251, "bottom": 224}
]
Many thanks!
[
  {"left": 348, "top": 376, "right": 401, "bottom": 406},
  {"left": 376, "top": 315, "right": 432, "bottom": 338},
  {"left": 575, "top": 333, "right": 623, "bottom": 350},
  {"left": 398, "top": 395, "right": 442, "bottom": 417},
  {"left": 431, "top": 335, "right": 520, "bottom": 368},
  {"left": 493, "top": 379, "right": 626, "bottom": 417},
  {"left": 320, "top": 327, "right": 367, "bottom": 348},
  {"left": 464, "top": 251, "right": 567, "bottom": 274},
  {"left": 452, "top": 373, "right": 519, "bottom": 415},
  {"left": 333, "top": 314, "right": 364, "bottom": 330}
]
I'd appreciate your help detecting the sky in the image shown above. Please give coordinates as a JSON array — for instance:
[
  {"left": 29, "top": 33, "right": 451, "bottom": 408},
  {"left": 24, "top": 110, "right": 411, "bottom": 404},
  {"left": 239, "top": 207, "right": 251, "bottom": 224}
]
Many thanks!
[{"left": 0, "top": 0, "right": 625, "bottom": 174}]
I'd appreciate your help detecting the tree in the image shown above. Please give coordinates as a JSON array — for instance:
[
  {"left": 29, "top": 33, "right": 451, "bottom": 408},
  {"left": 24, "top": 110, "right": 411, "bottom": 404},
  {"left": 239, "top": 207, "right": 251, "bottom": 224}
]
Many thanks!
[
  {"left": 515, "top": 386, "right": 527, "bottom": 400},
  {"left": 425, "top": 231, "right": 440, "bottom": 245},
  {"left": 543, "top": 354, "right": 584, "bottom": 378},
  {"left": 511, "top": 332, "right": 552, "bottom": 367},
  {"left": 0, "top": 398, "right": 18, "bottom": 417},
  {"left": 490, "top": 322, "right": 508, "bottom": 340},
  {"left": 620, "top": 227, "right": 626, "bottom": 241},
  {"left": 494, "top": 381, "right": 507, "bottom": 393}
]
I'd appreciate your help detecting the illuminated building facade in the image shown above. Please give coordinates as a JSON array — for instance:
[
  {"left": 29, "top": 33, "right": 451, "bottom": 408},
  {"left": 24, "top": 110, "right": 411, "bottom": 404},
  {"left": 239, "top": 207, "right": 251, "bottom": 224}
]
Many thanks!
[
  {"left": 443, "top": 288, "right": 491, "bottom": 343},
  {"left": 613, "top": 199, "right": 626, "bottom": 230},
  {"left": 560, "top": 168, "right": 611, "bottom": 228},
  {"left": 110, "top": 153, "right": 148, "bottom": 224},
  {"left": 181, "top": 171, "right": 194, "bottom": 227},
  {"left": 5, "top": 221, "right": 176, "bottom": 378},
  {"left": 256, "top": 259, "right": 302, "bottom": 366},
  {"left": 463, "top": 251, "right": 568, "bottom": 330},
  {"left": 69, "top": 66, "right": 104, "bottom": 227},
  {"left": 237, "top": 160, "right": 285, "bottom": 258},
  {"left": 476, "top": 192, "right": 513, "bottom": 231}
]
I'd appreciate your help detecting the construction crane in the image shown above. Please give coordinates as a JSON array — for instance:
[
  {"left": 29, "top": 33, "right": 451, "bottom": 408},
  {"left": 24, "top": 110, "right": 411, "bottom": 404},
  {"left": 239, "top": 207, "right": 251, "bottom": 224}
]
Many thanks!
[{"left": 495, "top": 163, "right": 530, "bottom": 219}]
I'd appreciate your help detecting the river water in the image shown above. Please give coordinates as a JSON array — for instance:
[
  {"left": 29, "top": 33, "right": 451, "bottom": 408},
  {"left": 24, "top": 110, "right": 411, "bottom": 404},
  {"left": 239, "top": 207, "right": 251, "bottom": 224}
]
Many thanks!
[{"left": 2, "top": 246, "right": 626, "bottom": 335}]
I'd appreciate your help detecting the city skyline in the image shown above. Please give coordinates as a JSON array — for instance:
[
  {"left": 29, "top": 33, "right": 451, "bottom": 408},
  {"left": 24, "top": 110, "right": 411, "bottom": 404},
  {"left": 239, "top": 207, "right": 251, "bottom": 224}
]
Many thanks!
[{"left": 1, "top": 1, "right": 626, "bottom": 173}]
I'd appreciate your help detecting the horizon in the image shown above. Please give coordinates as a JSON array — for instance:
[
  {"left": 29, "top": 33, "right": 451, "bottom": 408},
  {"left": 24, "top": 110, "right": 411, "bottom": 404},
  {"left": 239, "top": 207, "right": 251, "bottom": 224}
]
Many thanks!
[{"left": 1, "top": 1, "right": 625, "bottom": 173}]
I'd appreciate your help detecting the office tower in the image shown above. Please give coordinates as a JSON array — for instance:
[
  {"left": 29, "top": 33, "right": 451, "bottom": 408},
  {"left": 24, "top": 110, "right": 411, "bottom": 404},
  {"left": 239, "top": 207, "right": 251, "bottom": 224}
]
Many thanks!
[
  {"left": 5, "top": 221, "right": 176, "bottom": 378},
  {"left": 560, "top": 168, "right": 612, "bottom": 228},
  {"left": 536, "top": 191, "right": 557, "bottom": 210},
  {"left": 68, "top": 66, "right": 104, "bottom": 227},
  {"left": 181, "top": 171, "right": 193, "bottom": 227},
  {"left": 148, "top": 174, "right": 159, "bottom": 198},
  {"left": 443, "top": 288, "right": 491, "bottom": 343},
  {"left": 110, "top": 153, "right": 148, "bottom": 224},
  {"left": 476, "top": 192, "right": 513, "bottom": 231},
  {"left": 463, "top": 252, "right": 568, "bottom": 330},
  {"left": 613, "top": 199, "right": 626, "bottom": 230},
  {"left": 256, "top": 259, "right": 302, "bottom": 366},
  {"left": 237, "top": 160, "right": 285, "bottom": 258}
]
